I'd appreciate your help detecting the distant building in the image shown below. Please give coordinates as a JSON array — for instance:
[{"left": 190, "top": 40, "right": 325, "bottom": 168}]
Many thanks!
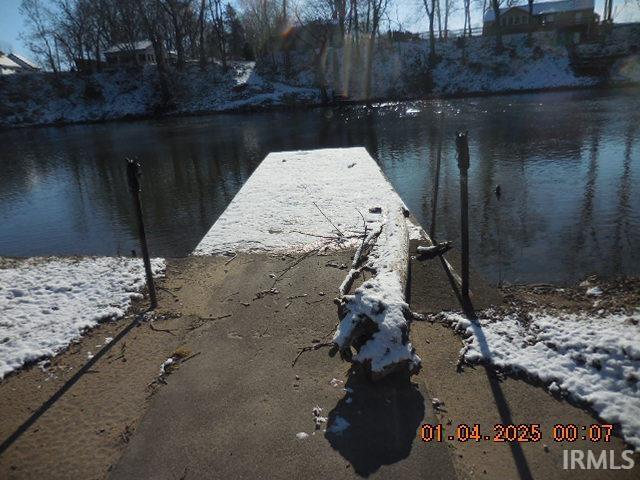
[
  {"left": 0, "top": 52, "right": 39, "bottom": 75},
  {"left": 483, "top": 0, "right": 598, "bottom": 36},
  {"left": 104, "top": 41, "right": 177, "bottom": 67},
  {"left": 8, "top": 53, "right": 39, "bottom": 71}
]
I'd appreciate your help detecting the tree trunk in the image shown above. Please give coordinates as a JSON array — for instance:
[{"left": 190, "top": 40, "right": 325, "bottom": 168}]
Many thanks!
[
  {"left": 491, "top": 0, "right": 503, "bottom": 52},
  {"left": 428, "top": 0, "right": 436, "bottom": 61},
  {"left": 175, "top": 30, "right": 185, "bottom": 70},
  {"left": 364, "top": 30, "right": 376, "bottom": 103},
  {"left": 152, "top": 37, "right": 171, "bottom": 103},
  {"left": 199, "top": 0, "right": 206, "bottom": 70},
  {"left": 444, "top": 1, "right": 449, "bottom": 40},
  {"left": 527, "top": 0, "right": 534, "bottom": 45},
  {"left": 436, "top": 0, "right": 442, "bottom": 40}
]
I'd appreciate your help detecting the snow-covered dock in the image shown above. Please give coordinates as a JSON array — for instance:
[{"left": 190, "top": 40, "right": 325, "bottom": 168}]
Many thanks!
[
  {"left": 193, "top": 147, "right": 422, "bottom": 256},
  {"left": 194, "top": 147, "right": 425, "bottom": 378}
]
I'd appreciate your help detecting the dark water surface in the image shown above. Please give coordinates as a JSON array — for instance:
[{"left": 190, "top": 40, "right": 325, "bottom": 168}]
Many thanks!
[{"left": 1, "top": 89, "right": 639, "bottom": 284}]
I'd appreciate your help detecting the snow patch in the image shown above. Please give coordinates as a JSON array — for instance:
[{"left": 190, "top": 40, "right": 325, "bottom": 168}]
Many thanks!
[
  {"left": 0, "top": 256, "right": 165, "bottom": 379},
  {"left": 443, "top": 309, "right": 640, "bottom": 450},
  {"left": 586, "top": 286, "right": 603, "bottom": 297}
]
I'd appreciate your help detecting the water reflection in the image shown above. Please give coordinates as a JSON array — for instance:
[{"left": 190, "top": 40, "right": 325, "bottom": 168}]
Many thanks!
[{"left": 0, "top": 88, "right": 638, "bottom": 284}]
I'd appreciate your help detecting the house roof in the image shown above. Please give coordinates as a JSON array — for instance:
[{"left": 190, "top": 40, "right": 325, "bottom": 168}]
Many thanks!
[
  {"left": 484, "top": 0, "right": 595, "bottom": 22},
  {"left": 104, "top": 41, "right": 153, "bottom": 54},
  {"left": 8, "top": 53, "right": 39, "bottom": 70},
  {"left": 0, "top": 54, "right": 21, "bottom": 69}
]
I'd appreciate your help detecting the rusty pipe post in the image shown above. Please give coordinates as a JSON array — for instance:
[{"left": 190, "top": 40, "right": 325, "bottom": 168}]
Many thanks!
[
  {"left": 126, "top": 159, "right": 157, "bottom": 309},
  {"left": 455, "top": 132, "right": 470, "bottom": 301}
]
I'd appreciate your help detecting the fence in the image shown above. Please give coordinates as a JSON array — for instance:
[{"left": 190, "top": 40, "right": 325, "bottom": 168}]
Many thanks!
[{"left": 417, "top": 27, "right": 484, "bottom": 41}]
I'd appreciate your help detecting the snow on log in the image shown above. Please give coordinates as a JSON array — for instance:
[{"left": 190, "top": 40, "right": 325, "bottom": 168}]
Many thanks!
[{"left": 332, "top": 206, "right": 421, "bottom": 380}]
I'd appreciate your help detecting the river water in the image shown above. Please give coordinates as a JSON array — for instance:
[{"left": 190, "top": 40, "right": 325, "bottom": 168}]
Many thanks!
[{"left": 1, "top": 88, "right": 639, "bottom": 284}]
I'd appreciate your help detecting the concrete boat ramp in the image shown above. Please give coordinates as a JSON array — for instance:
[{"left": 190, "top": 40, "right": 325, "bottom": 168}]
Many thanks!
[
  {"left": 110, "top": 148, "right": 635, "bottom": 479},
  {"left": 1, "top": 148, "right": 635, "bottom": 479}
]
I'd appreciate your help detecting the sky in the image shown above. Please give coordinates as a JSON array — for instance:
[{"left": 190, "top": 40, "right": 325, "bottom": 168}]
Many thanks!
[
  {"left": 0, "top": 0, "right": 26, "bottom": 54},
  {"left": 1, "top": 0, "right": 639, "bottom": 59}
]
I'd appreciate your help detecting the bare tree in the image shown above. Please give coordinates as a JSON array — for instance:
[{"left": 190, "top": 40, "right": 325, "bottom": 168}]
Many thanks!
[
  {"left": 490, "top": 0, "right": 503, "bottom": 51},
  {"left": 20, "top": 0, "right": 60, "bottom": 72},
  {"left": 436, "top": 0, "right": 442, "bottom": 39},
  {"left": 527, "top": 0, "right": 535, "bottom": 44},
  {"left": 422, "top": 0, "right": 437, "bottom": 61},
  {"left": 463, "top": 0, "right": 471, "bottom": 36},
  {"left": 364, "top": 0, "right": 389, "bottom": 102},
  {"left": 138, "top": 0, "right": 172, "bottom": 102},
  {"left": 160, "top": 0, "right": 195, "bottom": 70},
  {"left": 210, "top": 0, "right": 228, "bottom": 69},
  {"left": 198, "top": 0, "right": 207, "bottom": 68},
  {"left": 442, "top": 0, "right": 456, "bottom": 40}
]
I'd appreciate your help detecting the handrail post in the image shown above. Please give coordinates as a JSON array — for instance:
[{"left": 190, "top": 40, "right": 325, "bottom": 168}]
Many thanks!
[
  {"left": 126, "top": 159, "right": 157, "bottom": 309},
  {"left": 455, "top": 132, "right": 470, "bottom": 301}
]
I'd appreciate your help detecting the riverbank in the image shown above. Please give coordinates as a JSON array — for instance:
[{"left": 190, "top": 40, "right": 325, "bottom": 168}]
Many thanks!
[
  {"left": 3, "top": 28, "right": 640, "bottom": 129},
  {"left": 1, "top": 253, "right": 638, "bottom": 479}
]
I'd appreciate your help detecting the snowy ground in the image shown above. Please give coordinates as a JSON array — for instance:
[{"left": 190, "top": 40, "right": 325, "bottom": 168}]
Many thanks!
[
  {"left": 443, "top": 307, "right": 640, "bottom": 450},
  {"left": 0, "top": 61, "right": 320, "bottom": 128},
  {"left": 0, "top": 256, "right": 165, "bottom": 379},
  {"left": 193, "top": 147, "right": 422, "bottom": 255}
]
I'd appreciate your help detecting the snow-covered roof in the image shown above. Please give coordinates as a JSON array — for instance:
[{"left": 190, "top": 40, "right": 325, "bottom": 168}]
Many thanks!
[
  {"left": 104, "top": 41, "right": 153, "bottom": 54},
  {"left": 8, "top": 53, "right": 38, "bottom": 70},
  {"left": 484, "top": 0, "right": 595, "bottom": 22},
  {"left": 0, "top": 54, "right": 21, "bottom": 69}
]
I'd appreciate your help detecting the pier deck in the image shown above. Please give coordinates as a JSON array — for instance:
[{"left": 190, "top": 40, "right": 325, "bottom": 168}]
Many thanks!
[{"left": 111, "top": 148, "right": 634, "bottom": 480}]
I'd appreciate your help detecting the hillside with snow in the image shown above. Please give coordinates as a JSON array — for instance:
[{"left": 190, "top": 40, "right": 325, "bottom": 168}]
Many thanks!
[{"left": 1, "top": 28, "right": 639, "bottom": 128}]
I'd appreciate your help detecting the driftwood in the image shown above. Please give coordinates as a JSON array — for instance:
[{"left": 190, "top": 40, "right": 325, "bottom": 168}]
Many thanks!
[
  {"left": 331, "top": 207, "right": 421, "bottom": 381},
  {"left": 417, "top": 241, "right": 452, "bottom": 258}
]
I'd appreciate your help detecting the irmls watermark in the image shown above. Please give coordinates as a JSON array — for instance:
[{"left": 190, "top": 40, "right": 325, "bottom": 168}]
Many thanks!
[{"left": 563, "top": 449, "right": 636, "bottom": 470}]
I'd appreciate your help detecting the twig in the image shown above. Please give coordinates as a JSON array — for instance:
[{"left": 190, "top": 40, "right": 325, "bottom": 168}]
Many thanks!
[
  {"left": 182, "top": 352, "right": 201, "bottom": 363},
  {"left": 292, "top": 342, "right": 334, "bottom": 367},
  {"left": 313, "top": 202, "right": 344, "bottom": 237},
  {"left": 290, "top": 230, "right": 342, "bottom": 240},
  {"left": 321, "top": 323, "right": 339, "bottom": 340},
  {"left": 225, "top": 253, "right": 238, "bottom": 265},
  {"left": 149, "top": 322, "right": 178, "bottom": 335},
  {"left": 287, "top": 293, "right": 308, "bottom": 300},
  {"left": 356, "top": 208, "right": 368, "bottom": 254},
  {"left": 187, "top": 314, "right": 232, "bottom": 331},
  {"left": 271, "top": 249, "right": 318, "bottom": 287},
  {"left": 157, "top": 286, "right": 178, "bottom": 299}
]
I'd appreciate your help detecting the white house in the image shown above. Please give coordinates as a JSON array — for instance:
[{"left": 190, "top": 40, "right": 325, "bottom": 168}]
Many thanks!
[
  {"left": 483, "top": 0, "right": 598, "bottom": 36},
  {"left": 0, "top": 52, "right": 39, "bottom": 75},
  {"left": 8, "top": 53, "right": 39, "bottom": 71},
  {"left": 104, "top": 41, "right": 178, "bottom": 67}
]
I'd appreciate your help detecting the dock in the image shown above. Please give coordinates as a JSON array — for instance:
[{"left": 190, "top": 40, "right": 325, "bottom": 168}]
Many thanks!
[{"left": 0, "top": 148, "right": 636, "bottom": 479}]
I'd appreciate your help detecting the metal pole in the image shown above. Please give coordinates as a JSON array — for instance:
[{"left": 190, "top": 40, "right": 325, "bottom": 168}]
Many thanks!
[
  {"left": 429, "top": 114, "right": 444, "bottom": 241},
  {"left": 455, "top": 132, "right": 470, "bottom": 300},
  {"left": 126, "top": 159, "right": 157, "bottom": 309}
]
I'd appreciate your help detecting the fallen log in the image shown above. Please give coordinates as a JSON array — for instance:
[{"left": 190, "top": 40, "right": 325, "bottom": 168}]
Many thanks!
[{"left": 331, "top": 206, "right": 421, "bottom": 380}]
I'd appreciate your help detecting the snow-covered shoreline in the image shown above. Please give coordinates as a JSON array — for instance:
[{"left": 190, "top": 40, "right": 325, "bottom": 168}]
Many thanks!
[
  {"left": 0, "top": 256, "right": 165, "bottom": 379},
  {"left": 3, "top": 27, "right": 640, "bottom": 129},
  {"left": 443, "top": 306, "right": 640, "bottom": 450}
]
